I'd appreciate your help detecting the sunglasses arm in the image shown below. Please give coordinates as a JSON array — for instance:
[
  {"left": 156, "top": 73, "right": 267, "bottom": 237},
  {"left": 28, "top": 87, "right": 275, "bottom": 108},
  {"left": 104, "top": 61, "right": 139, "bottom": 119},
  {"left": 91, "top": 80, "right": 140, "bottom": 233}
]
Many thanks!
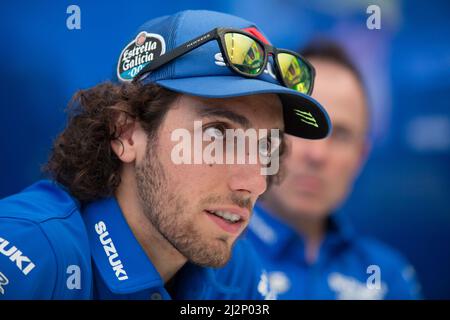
[{"left": 134, "top": 29, "right": 218, "bottom": 81}]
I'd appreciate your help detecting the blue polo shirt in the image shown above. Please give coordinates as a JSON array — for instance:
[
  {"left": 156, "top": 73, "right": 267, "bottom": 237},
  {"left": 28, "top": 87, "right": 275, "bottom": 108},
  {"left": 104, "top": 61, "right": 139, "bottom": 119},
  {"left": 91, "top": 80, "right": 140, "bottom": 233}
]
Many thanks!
[
  {"left": 245, "top": 203, "right": 422, "bottom": 299},
  {"left": 0, "top": 180, "right": 275, "bottom": 300}
]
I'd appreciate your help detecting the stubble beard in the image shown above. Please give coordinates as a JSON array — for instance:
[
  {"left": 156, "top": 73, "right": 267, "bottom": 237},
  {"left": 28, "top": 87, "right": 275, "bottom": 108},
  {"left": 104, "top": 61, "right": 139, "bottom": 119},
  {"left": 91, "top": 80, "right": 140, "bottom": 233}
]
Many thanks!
[{"left": 135, "top": 139, "right": 232, "bottom": 268}]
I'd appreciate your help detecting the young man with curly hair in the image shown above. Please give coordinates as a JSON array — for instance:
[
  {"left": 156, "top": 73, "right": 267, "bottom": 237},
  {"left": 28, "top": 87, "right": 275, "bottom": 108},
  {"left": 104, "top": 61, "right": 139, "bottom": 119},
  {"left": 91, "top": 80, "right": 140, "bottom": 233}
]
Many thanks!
[{"left": 0, "top": 10, "right": 330, "bottom": 299}]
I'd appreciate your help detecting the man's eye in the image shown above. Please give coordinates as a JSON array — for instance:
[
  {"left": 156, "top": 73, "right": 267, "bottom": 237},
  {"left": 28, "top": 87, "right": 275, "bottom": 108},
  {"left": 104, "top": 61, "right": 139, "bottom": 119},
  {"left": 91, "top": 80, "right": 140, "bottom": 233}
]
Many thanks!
[
  {"left": 258, "top": 137, "right": 272, "bottom": 158},
  {"left": 331, "top": 127, "right": 353, "bottom": 143},
  {"left": 204, "top": 125, "right": 225, "bottom": 139}
]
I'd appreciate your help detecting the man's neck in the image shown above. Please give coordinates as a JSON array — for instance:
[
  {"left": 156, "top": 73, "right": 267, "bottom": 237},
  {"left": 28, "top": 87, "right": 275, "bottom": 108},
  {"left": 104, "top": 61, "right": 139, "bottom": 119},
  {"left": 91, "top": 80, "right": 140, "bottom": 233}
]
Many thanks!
[
  {"left": 260, "top": 198, "right": 326, "bottom": 264},
  {"left": 115, "top": 171, "right": 187, "bottom": 283}
]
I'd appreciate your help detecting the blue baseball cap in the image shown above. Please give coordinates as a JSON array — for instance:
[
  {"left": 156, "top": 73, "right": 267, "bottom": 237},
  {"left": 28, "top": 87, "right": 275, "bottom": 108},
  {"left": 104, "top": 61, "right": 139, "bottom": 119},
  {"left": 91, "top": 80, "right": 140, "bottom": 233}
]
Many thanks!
[{"left": 116, "top": 10, "right": 331, "bottom": 139}]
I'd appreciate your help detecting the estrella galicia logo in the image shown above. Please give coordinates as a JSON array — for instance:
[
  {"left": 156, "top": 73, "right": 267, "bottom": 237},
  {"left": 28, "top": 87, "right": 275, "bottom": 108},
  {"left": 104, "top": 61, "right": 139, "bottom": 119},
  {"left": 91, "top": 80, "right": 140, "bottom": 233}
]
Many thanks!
[{"left": 117, "top": 31, "right": 166, "bottom": 82}]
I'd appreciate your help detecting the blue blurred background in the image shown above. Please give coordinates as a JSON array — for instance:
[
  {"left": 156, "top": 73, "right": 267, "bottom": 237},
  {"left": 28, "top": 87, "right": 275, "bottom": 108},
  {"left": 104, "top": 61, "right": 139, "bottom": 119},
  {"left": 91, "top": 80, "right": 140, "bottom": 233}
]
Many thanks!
[{"left": 1, "top": 0, "right": 449, "bottom": 298}]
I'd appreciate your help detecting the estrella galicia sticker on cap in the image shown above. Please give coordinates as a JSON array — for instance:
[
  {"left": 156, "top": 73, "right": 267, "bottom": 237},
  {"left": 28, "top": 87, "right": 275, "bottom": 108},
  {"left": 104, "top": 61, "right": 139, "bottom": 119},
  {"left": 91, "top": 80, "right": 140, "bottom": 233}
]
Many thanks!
[{"left": 117, "top": 32, "right": 166, "bottom": 82}]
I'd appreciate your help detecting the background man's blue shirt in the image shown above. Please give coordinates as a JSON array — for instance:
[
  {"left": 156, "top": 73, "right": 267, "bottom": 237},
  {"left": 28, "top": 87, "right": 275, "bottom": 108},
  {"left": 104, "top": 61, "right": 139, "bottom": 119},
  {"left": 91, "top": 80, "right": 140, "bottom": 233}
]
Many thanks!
[
  {"left": 0, "top": 180, "right": 273, "bottom": 299},
  {"left": 246, "top": 203, "right": 422, "bottom": 299}
]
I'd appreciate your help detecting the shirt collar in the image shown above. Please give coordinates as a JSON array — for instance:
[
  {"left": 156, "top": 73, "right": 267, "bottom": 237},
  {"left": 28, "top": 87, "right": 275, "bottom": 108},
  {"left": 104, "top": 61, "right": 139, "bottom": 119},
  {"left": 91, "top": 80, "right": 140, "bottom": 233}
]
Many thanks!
[
  {"left": 248, "top": 202, "right": 299, "bottom": 258},
  {"left": 82, "top": 197, "right": 164, "bottom": 295},
  {"left": 82, "top": 196, "right": 235, "bottom": 298},
  {"left": 326, "top": 209, "right": 356, "bottom": 245},
  {"left": 249, "top": 202, "right": 355, "bottom": 259}
]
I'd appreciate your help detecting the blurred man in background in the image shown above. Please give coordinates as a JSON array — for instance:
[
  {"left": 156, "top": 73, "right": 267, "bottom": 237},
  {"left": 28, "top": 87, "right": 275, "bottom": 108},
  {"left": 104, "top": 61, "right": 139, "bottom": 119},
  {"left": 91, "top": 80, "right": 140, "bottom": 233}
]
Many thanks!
[{"left": 247, "top": 41, "right": 422, "bottom": 299}]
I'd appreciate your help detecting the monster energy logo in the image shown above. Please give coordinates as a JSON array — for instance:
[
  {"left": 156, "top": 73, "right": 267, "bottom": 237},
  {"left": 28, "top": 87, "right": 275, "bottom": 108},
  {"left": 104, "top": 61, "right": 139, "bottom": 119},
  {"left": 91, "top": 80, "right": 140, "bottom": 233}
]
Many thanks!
[{"left": 294, "top": 109, "right": 318, "bottom": 128}]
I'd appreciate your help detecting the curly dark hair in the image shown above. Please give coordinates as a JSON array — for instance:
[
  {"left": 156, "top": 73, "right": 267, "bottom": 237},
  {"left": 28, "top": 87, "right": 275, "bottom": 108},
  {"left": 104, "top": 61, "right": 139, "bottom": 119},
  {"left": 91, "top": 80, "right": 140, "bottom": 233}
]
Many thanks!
[
  {"left": 45, "top": 81, "right": 180, "bottom": 203},
  {"left": 45, "top": 81, "right": 287, "bottom": 203}
]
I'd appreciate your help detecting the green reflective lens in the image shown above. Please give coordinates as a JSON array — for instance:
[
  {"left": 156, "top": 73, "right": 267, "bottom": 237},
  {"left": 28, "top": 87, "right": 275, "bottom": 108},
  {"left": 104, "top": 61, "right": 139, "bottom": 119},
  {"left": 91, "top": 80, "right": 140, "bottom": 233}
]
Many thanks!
[
  {"left": 224, "top": 33, "right": 265, "bottom": 75},
  {"left": 277, "top": 53, "right": 311, "bottom": 94}
]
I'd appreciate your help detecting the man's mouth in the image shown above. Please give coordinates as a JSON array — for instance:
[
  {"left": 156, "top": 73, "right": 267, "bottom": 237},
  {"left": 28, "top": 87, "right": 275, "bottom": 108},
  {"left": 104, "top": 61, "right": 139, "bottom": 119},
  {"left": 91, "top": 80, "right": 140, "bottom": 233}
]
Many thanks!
[
  {"left": 204, "top": 208, "right": 248, "bottom": 234},
  {"left": 207, "top": 210, "right": 242, "bottom": 223}
]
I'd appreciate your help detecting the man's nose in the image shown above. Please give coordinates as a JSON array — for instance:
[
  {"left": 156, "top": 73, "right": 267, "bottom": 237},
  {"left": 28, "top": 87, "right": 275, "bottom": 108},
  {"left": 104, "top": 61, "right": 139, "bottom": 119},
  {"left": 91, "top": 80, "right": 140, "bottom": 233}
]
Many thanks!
[
  {"left": 227, "top": 162, "right": 267, "bottom": 198},
  {"left": 295, "top": 138, "right": 329, "bottom": 168}
]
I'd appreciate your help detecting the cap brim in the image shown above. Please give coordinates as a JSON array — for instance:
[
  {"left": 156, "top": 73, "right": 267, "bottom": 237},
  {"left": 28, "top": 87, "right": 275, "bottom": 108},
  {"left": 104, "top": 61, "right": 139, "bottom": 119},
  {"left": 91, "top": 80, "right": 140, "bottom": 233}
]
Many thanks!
[{"left": 154, "top": 76, "right": 331, "bottom": 139}]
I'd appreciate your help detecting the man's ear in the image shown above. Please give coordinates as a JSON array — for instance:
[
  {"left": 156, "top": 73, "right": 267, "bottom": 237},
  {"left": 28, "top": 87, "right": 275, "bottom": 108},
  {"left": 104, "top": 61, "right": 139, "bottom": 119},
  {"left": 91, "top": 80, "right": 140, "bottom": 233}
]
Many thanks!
[{"left": 110, "top": 112, "right": 139, "bottom": 163}]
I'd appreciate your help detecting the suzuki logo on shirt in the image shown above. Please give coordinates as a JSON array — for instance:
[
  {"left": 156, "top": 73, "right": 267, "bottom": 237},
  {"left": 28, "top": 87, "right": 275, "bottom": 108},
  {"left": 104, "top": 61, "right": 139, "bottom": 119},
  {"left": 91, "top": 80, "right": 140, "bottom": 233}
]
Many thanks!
[
  {"left": 0, "top": 237, "right": 36, "bottom": 276},
  {"left": 95, "top": 221, "right": 129, "bottom": 281},
  {"left": 0, "top": 272, "right": 9, "bottom": 295},
  {"left": 258, "top": 270, "right": 277, "bottom": 300},
  {"left": 328, "top": 272, "right": 387, "bottom": 300}
]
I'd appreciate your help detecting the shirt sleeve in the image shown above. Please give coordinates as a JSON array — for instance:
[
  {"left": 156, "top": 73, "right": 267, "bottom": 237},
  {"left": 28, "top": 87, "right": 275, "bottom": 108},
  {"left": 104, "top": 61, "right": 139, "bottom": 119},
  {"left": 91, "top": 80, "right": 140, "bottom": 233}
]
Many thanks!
[{"left": 0, "top": 217, "right": 57, "bottom": 299}]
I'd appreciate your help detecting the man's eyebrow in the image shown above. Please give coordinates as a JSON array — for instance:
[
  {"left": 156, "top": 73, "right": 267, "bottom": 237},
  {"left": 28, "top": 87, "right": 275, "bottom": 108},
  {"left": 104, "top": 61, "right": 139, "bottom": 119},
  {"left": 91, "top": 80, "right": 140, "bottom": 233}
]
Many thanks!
[{"left": 194, "top": 104, "right": 252, "bottom": 129}]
